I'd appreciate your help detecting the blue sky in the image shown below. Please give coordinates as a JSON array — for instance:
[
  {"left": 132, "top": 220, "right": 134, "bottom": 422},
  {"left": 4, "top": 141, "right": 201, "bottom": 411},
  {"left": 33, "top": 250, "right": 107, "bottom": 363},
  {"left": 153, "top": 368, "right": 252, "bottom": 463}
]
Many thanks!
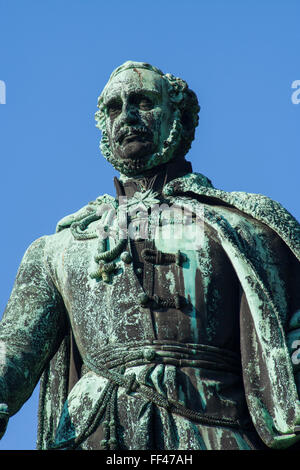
[{"left": 0, "top": 0, "right": 299, "bottom": 450}]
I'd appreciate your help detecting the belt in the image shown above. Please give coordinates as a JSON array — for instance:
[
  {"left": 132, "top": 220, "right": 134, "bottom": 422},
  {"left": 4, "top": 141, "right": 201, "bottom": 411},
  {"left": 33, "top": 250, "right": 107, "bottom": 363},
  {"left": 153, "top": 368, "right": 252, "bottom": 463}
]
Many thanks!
[
  {"left": 85, "top": 340, "right": 241, "bottom": 375},
  {"left": 52, "top": 342, "right": 246, "bottom": 450}
]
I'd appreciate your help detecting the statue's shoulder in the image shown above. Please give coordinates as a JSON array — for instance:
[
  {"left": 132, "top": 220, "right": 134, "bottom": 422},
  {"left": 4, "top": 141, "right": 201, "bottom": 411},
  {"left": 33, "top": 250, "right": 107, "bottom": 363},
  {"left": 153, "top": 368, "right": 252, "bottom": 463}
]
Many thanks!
[
  {"left": 21, "top": 194, "right": 116, "bottom": 266},
  {"left": 165, "top": 171, "right": 287, "bottom": 210},
  {"left": 55, "top": 194, "right": 117, "bottom": 233},
  {"left": 165, "top": 172, "right": 300, "bottom": 259},
  {"left": 166, "top": 172, "right": 296, "bottom": 221}
]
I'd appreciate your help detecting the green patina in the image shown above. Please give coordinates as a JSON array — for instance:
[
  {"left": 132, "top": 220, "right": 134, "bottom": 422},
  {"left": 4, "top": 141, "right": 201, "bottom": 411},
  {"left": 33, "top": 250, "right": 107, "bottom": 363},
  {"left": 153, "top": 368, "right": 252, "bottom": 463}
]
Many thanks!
[{"left": 0, "top": 61, "right": 299, "bottom": 451}]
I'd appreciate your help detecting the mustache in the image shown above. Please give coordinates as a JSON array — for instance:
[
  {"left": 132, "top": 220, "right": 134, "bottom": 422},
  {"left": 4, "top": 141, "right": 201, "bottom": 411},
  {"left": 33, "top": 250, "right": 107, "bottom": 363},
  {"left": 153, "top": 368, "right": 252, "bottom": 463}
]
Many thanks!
[{"left": 115, "top": 126, "right": 153, "bottom": 144}]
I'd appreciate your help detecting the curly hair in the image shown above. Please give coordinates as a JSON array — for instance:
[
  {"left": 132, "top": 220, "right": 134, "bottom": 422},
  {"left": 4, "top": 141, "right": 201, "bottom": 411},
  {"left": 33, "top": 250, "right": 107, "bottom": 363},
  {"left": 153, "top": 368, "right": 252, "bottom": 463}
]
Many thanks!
[{"left": 95, "top": 61, "right": 200, "bottom": 166}]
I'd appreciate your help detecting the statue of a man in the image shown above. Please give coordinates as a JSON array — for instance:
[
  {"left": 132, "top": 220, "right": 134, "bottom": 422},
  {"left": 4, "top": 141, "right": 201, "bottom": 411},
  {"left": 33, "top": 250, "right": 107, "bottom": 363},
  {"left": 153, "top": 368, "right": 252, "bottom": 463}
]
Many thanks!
[{"left": 1, "top": 61, "right": 300, "bottom": 450}]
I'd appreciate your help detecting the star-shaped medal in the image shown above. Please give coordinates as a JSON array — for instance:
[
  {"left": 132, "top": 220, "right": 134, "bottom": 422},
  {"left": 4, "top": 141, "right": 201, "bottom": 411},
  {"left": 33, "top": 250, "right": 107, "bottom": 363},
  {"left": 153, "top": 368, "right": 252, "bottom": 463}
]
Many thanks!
[{"left": 126, "top": 189, "right": 160, "bottom": 212}]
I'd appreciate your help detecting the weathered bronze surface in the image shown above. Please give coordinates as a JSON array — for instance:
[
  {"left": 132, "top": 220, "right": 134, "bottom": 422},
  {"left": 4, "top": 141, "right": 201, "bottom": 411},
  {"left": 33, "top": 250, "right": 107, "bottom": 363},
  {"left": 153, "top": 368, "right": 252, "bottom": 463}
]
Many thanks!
[{"left": 0, "top": 61, "right": 300, "bottom": 450}]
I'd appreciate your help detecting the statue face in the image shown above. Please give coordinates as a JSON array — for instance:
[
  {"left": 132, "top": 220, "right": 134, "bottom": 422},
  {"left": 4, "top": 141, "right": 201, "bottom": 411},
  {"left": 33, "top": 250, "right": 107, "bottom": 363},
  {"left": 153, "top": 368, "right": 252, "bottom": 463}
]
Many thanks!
[{"left": 102, "top": 68, "right": 174, "bottom": 174}]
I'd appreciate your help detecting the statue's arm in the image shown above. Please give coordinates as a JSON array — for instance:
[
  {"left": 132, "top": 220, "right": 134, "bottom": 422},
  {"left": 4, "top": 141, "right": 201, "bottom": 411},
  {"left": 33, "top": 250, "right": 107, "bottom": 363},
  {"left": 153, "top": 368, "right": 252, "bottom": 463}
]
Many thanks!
[{"left": 0, "top": 236, "right": 68, "bottom": 438}]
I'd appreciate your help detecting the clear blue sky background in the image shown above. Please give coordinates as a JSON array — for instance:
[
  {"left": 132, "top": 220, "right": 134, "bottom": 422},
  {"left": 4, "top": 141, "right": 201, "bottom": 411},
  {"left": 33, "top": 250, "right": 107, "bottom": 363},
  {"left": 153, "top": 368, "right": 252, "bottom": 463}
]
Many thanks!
[{"left": 0, "top": 0, "right": 299, "bottom": 450}]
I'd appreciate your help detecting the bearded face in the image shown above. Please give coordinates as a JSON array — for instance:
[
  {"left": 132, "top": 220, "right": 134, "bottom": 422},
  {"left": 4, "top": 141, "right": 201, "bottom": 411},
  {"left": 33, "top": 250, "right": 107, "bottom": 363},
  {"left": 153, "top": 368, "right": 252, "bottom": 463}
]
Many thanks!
[{"left": 101, "top": 68, "right": 176, "bottom": 176}]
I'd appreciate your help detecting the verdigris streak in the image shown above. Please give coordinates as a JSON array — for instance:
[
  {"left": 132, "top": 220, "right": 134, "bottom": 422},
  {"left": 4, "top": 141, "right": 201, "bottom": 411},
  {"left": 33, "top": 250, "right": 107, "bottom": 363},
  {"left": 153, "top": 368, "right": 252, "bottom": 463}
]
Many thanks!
[{"left": 0, "top": 61, "right": 300, "bottom": 450}]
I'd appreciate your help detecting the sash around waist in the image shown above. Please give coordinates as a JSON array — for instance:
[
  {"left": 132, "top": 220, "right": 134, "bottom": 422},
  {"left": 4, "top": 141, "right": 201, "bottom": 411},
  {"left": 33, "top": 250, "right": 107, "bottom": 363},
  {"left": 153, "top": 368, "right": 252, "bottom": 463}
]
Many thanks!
[
  {"left": 52, "top": 341, "right": 247, "bottom": 450},
  {"left": 84, "top": 340, "right": 241, "bottom": 375}
]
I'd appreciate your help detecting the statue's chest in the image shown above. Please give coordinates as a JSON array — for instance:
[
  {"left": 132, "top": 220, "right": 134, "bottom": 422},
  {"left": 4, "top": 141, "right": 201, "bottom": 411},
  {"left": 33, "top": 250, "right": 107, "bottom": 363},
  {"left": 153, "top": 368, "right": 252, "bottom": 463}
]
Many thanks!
[{"left": 58, "top": 207, "right": 240, "bottom": 352}]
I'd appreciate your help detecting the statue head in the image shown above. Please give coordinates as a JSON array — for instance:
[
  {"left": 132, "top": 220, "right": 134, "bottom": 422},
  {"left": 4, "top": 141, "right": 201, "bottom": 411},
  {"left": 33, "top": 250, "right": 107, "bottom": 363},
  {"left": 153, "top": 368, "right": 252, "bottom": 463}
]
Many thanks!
[{"left": 95, "top": 61, "right": 200, "bottom": 177}]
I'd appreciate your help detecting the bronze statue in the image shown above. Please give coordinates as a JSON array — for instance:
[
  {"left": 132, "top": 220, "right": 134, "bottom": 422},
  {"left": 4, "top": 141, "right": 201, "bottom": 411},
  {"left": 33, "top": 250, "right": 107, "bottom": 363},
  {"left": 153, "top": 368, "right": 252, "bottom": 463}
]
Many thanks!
[{"left": 0, "top": 61, "right": 300, "bottom": 450}]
